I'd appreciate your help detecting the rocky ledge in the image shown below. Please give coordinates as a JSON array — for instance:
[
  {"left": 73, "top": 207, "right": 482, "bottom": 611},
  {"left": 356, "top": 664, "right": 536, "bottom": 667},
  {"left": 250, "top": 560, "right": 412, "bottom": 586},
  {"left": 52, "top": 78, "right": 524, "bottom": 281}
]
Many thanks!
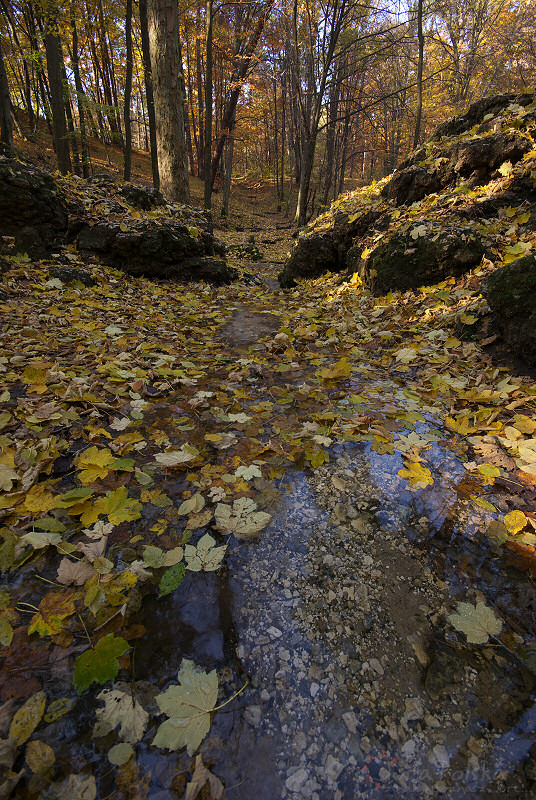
[{"left": 0, "top": 157, "right": 236, "bottom": 285}]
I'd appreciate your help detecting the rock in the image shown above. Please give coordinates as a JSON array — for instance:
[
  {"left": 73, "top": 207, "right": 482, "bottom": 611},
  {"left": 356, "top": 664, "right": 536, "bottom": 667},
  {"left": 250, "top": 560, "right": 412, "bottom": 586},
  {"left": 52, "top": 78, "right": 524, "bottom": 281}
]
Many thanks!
[
  {"left": 382, "top": 131, "right": 531, "bottom": 206},
  {"left": 432, "top": 92, "right": 534, "bottom": 140},
  {"left": 356, "top": 223, "right": 484, "bottom": 294},
  {"left": 483, "top": 254, "right": 536, "bottom": 364},
  {"left": 278, "top": 209, "right": 382, "bottom": 287},
  {"left": 48, "top": 267, "right": 96, "bottom": 287},
  {"left": 285, "top": 768, "right": 308, "bottom": 792},
  {"left": 77, "top": 220, "right": 235, "bottom": 284},
  {"left": 279, "top": 233, "right": 338, "bottom": 287},
  {"left": 120, "top": 183, "right": 164, "bottom": 210},
  {"left": 0, "top": 157, "right": 68, "bottom": 256}
]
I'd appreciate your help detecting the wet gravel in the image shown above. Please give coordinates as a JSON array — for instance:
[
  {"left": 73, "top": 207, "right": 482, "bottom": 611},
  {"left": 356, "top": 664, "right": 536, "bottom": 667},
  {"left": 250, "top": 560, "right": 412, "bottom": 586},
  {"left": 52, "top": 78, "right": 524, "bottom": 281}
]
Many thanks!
[{"left": 196, "top": 451, "right": 536, "bottom": 800}]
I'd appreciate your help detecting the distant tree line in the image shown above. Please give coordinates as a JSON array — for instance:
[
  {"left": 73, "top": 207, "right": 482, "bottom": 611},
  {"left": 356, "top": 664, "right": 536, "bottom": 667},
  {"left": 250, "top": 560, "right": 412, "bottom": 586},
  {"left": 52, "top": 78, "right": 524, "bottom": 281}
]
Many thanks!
[{"left": 0, "top": 0, "right": 534, "bottom": 222}]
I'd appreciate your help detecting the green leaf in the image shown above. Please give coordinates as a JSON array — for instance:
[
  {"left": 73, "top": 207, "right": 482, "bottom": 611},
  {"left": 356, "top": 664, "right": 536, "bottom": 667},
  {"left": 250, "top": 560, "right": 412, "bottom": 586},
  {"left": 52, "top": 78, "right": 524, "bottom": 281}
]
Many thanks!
[
  {"left": 448, "top": 601, "right": 503, "bottom": 644},
  {"left": 153, "top": 659, "right": 218, "bottom": 755},
  {"left": 0, "top": 616, "right": 13, "bottom": 646},
  {"left": 73, "top": 634, "right": 130, "bottom": 694},
  {"left": 185, "top": 534, "right": 226, "bottom": 572},
  {"left": 159, "top": 563, "right": 186, "bottom": 598},
  {"left": 94, "top": 487, "right": 142, "bottom": 525}
]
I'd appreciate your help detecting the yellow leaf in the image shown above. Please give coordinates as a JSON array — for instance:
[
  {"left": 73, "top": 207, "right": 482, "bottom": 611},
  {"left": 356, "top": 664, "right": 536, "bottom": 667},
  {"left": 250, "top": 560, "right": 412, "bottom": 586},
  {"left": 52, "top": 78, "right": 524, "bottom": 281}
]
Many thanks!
[
  {"left": 9, "top": 691, "right": 46, "bottom": 745},
  {"left": 94, "top": 486, "right": 142, "bottom": 525},
  {"left": 504, "top": 510, "right": 527, "bottom": 535},
  {"left": 398, "top": 461, "right": 434, "bottom": 488},
  {"left": 316, "top": 358, "right": 352, "bottom": 380},
  {"left": 26, "top": 740, "right": 55, "bottom": 773},
  {"left": 24, "top": 485, "right": 57, "bottom": 515}
]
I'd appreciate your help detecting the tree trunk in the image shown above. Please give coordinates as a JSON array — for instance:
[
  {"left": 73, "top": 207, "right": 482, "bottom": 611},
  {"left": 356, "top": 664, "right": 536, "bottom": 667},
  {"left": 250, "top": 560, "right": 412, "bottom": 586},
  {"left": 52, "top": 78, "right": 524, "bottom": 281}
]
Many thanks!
[
  {"left": 413, "top": 0, "right": 424, "bottom": 148},
  {"left": 139, "top": 0, "right": 159, "bottom": 190},
  {"left": 0, "top": 37, "right": 13, "bottom": 156},
  {"left": 44, "top": 5, "right": 71, "bottom": 174},
  {"left": 71, "top": 5, "right": 90, "bottom": 177},
  {"left": 210, "top": 0, "right": 274, "bottom": 189},
  {"left": 147, "top": 0, "right": 189, "bottom": 202},
  {"left": 204, "top": 0, "right": 213, "bottom": 209},
  {"left": 123, "top": 0, "right": 133, "bottom": 180}
]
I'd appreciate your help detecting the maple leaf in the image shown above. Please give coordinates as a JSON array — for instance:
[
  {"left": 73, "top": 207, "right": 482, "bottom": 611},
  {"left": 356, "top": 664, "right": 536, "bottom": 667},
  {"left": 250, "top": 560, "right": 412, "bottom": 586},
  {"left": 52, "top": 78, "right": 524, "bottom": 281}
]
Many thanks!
[
  {"left": 316, "top": 357, "right": 352, "bottom": 380},
  {"left": 214, "top": 497, "right": 271, "bottom": 539},
  {"left": 75, "top": 446, "right": 115, "bottom": 485},
  {"left": 153, "top": 659, "right": 218, "bottom": 755},
  {"left": 185, "top": 534, "right": 227, "bottom": 572},
  {"left": 448, "top": 601, "right": 502, "bottom": 644},
  {"left": 28, "top": 591, "right": 76, "bottom": 636},
  {"left": 57, "top": 557, "right": 96, "bottom": 586},
  {"left": 93, "top": 487, "right": 142, "bottom": 525},
  {"left": 398, "top": 461, "right": 434, "bottom": 488},
  {"left": 93, "top": 687, "right": 148, "bottom": 743},
  {"left": 73, "top": 634, "right": 130, "bottom": 694}
]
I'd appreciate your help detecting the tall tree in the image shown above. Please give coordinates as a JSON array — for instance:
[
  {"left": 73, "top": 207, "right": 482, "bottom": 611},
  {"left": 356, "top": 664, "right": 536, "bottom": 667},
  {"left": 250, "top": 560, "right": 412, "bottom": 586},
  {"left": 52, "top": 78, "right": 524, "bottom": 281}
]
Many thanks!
[
  {"left": 147, "top": 0, "right": 189, "bottom": 201},
  {"left": 139, "top": 0, "right": 160, "bottom": 189},
  {"left": 413, "top": 0, "right": 424, "bottom": 147},
  {"left": 43, "top": 0, "right": 71, "bottom": 173},
  {"left": 123, "top": 0, "right": 133, "bottom": 180},
  {"left": 0, "top": 35, "right": 13, "bottom": 155}
]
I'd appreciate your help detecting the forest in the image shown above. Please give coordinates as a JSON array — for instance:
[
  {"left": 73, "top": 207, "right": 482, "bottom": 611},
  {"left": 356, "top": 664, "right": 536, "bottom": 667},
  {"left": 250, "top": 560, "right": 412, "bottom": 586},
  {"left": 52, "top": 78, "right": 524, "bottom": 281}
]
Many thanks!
[
  {"left": 1, "top": 1, "right": 536, "bottom": 800},
  {"left": 1, "top": 0, "right": 535, "bottom": 220}
]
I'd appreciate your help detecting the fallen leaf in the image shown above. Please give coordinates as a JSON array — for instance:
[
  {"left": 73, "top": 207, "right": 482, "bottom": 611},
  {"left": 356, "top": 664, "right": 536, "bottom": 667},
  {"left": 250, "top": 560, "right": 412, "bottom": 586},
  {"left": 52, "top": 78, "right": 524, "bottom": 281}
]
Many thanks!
[
  {"left": 73, "top": 634, "right": 130, "bottom": 694},
  {"left": 185, "top": 754, "right": 224, "bottom": 800},
  {"left": 9, "top": 690, "right": 46, "bottom": 745},
  {"left": 93, "top": 687, "right": 148, "bottom": 743},
  {"left": 153, "top": 659, "right": 218, "bottom": 755},
  {"left": 185, "top": 534, "right": 227, "bottom": 572},
  {"left": 448, "top": 601, "right": 502, "bottom": 644},
  {"left": 214, "top": 497, "right": 271, "bottom": 540}
]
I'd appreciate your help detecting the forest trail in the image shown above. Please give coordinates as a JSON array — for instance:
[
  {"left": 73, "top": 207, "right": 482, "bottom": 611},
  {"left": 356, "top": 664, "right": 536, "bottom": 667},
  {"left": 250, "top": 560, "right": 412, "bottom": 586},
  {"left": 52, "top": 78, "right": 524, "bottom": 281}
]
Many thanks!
[{"left": 1, "top": 201, "right": 536, "bottom": 800}]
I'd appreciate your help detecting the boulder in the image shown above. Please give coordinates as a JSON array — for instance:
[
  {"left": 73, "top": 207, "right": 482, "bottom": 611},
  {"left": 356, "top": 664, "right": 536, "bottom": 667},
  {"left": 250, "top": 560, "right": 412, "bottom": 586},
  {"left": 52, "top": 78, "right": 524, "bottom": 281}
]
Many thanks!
[
  {"left": 279, "top": 233, "right": 338, "bottom": 287},
  {"left": 355, "top": 223, "right": 484, "bottom": 295},
  {"left": 382, "top": 131, "right": 531, "bottom": 206},
  {"left": 48, "top": 266, "right": 96, "bottom": 287},
  {"left": 278, "top": 209, "right": 382, "bottom": 287},
  {"left": 77, "top": 220, "right": 235, "bottom": 284},
  {"left": 0, "top": 157, "right": 68, "bottom": 256},
  {"left": 483, "top": 255, "right": 536, "bottom": 365},
  {"left": 120, "top": 183, "right": 165, "bottom": 210}
]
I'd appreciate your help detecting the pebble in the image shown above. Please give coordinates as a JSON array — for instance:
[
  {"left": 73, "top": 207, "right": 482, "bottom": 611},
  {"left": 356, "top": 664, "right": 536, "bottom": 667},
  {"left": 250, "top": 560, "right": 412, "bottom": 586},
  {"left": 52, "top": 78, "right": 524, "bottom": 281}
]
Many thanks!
[
  {"left": 325, "top": 755, "right": 345, "bottom": 781},
  {"left": 267, "top": 626, "right": 283, "bottom": 638},
  {"left": 244, "top": 705, "right": 262, "bottom": 727},
  {"left": 285, "top": 768, "right": 308, "bottom": 792},
  {"left": 310, "top": 683, "right": 320, "bottom": 697}
]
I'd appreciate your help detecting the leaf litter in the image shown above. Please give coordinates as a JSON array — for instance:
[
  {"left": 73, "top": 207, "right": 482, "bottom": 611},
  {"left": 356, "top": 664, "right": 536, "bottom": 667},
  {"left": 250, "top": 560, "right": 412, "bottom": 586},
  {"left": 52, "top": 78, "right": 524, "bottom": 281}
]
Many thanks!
[{"left": 0, "top": 154, "right": 535, "bottom": 795}]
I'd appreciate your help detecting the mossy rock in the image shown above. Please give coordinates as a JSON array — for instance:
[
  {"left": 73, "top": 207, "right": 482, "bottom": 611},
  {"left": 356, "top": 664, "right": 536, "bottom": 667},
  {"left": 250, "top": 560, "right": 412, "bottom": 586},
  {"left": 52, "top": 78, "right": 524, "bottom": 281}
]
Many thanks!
[
  {"left": 356, "top": 223, "right": 484, "bottom": 295},
  {"left": 483, "top": 255, "right": 536, "bottom": 365}
]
